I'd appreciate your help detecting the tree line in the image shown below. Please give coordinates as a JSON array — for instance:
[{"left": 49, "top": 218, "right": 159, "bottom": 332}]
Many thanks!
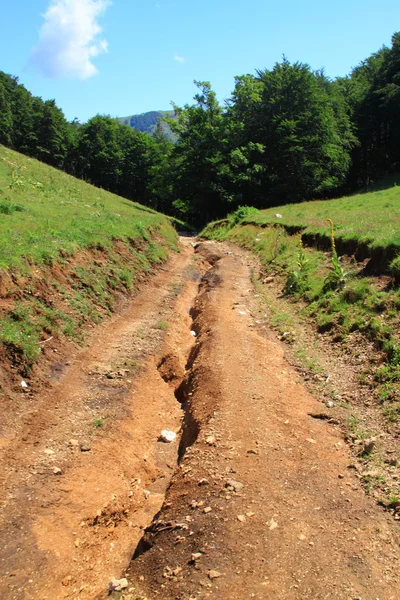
[{"left": 1, "top": 32, "right": 399, "bottom": 225}]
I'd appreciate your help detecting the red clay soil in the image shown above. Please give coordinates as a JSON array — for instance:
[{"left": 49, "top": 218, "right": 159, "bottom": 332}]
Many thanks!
[
  {"left": 0, "top": 239, "right": 399, "bottom": 600},
  {"left": 114, "top": 242, "right": 400, "bottom": 600}
]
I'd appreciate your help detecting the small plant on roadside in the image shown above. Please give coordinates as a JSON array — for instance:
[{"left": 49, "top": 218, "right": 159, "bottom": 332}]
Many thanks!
[
  {"left": 284, "top": 235, "right": 310, "bottom": 295},
  {"left": 92, "top": 417, "right": 104, "bottom": 428},
  {"left": 157, "top": 320, "right": 169, "bottom": 330},
  {"left": 323, "top": 219, "right": 347, "bottom": 291}
]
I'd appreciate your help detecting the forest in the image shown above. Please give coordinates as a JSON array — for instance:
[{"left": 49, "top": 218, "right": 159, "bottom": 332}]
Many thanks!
[{"left": 1, "top": 32, "right": 400, "bottom": 225}]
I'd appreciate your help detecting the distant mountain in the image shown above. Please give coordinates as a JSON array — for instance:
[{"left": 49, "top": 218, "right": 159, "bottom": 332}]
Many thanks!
[{"left": 117, "top": 110, "right": 175, "bottom": 138}]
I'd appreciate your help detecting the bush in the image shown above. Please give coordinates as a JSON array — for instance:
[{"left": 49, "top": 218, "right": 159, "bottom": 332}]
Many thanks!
[{"left": 228, "top": 206, "right": 259, "bottom": 227}]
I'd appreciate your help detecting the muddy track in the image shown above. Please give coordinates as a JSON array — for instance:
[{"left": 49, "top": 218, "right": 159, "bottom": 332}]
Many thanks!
[{"left": 0, "top": 239, "right": 399, "bottom": 600}]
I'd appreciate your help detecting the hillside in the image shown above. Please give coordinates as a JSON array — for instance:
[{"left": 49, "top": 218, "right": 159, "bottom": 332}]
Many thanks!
[
  {"left": 0, "top": 145, "right": 178, "bottom": 378},
  {"left": 117, "top": 110, "right": 175, "bottom": 138}
]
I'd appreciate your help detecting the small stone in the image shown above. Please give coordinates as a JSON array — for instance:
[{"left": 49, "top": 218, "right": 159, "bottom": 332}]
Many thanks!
[
  {"left": 172, "top": 567, "right": 182, "bottom": 576},
  {"left": 62, "top": 576, "right": 72, "bottom": 586},
  {"left": 246, "top": 511, "right": 255, "bottom": 518},
  {"left": 205, "top": 435, "right": 216, "bottom": 446},
  {"left": 306, "top": 438, "right": 316, "bottom": 444},
  {"left": 109, "top": 578, "right": 128, "bottom": 592},
  {"left": 44, "top": 449, "right": 55, "bottom": 455},
  {"left": 198, "top": 478, "right": 209, "bottom": 486},
  {"left": 208, "top": 570, "right": 223, "bottom": 580},
  {"left": 225, "top": 479, "right": 244, "bottom": 492},
  {"left": 159, "top": 430, "right": 177, "bottom": 443},
  {"left": 79, "top": 442, "right": 91, "bottom": 452},
  {"left": 203, "top": 507, "right": 212, "bottom": 514},
  {"left": 361, "top": 439, "right": 375, "bottom": 455},
  {"left": 68, "top": 439, "right": 79, "bottom": 447},
  {"left": 338, "top": 474, "right": 345, "bottom": 479},
  {"left": 53, "top": 467, "right": 62, "bottom": 475},
  {"left": 326, "top": 401, "right": 334, "bottom": 408},
  {"left": 268, "top": 518, "right": 278, "bottom": 530},
  {"left": 298, "top": 534, "right": 307, "bottom": 541},
  {"left": 21, "top": 381, "right": 28, "bottom": 389},
  {"left": 237, "top": 514, "right": 246, "bottom": 522},
  {"left": 191, "top": 553, "right": 203, "bottom": 562}
]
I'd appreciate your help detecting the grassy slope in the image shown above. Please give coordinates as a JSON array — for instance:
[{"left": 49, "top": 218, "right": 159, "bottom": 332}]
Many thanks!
[
  {"left": 0, "top": 146, "right": 178, "bottom": 372},
  {"left": 248, "top": 187, "right": 400, "bottom": 252}
]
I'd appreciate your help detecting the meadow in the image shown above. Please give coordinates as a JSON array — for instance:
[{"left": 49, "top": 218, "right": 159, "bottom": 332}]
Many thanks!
[{"left": 0, "top": 146, "right": 178, "bottom": 371}]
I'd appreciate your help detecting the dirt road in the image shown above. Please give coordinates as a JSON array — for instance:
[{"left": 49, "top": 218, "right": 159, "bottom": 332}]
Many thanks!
[{"left": 0, "top": 239, "right": 399, "bottom": 599}]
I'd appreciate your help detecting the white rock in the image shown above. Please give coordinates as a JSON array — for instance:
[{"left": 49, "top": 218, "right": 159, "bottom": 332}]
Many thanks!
[
  {"left": 274, "top": 213, "right": 283, "bottom": 218},
  {"left": 190, "top": 330, "right": 198, "bottom": 337},
  {"left": 160, "top": 430, "right": 177, "bottom": 443},
  {"left": 21, "top": 381, "right": 28, "bottom": 388}
]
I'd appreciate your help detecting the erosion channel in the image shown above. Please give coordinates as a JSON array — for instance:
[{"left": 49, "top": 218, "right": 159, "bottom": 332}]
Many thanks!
[{"left": 0, "top": 238, "right": 399, "bottom": 600}]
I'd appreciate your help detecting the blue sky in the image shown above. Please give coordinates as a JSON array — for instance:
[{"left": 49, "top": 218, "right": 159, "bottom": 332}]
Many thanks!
[{"left": 1, "top": 0, "right": 399, "bottom": 122}]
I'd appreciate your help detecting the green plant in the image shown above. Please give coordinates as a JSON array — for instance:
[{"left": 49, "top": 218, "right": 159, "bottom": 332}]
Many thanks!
[
  {"left": 323, "top": 219, "right": 347, "bottom": 291},
  {"left": 284, "top": 235, "right": 310, "bottom": 295},
  {"left": 92, "top": 418, "right": 104, "bottom": 428},
  {"left": 228, "top": 206, "right": 259, "bottom": 227}
]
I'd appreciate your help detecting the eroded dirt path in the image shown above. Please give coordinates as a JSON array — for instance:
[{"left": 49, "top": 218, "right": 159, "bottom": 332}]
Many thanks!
[
  {"left": 118, "top": 242, "right": 400, "bottom": 600},
  {"left": 1, "top": 239, "right": 399, "bottom": 600}
]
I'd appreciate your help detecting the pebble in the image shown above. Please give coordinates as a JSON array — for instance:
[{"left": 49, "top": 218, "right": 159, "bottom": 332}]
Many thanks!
[
  {"left": 160, "top": 430, "right": 177, "bottom": 443},
  {"left": 53, "top": 467, "right": 62, "bottom": 475},
  {"left": 109, "top": 578, "right": 128, "bottom": 592},
  {"left": 208, "top": 570, "right": 223, "bottom": 580},
  {"left": 80, "top": 442, "right": 92, "bottom": 452},
  {"left": 268, "top": 518, "right": 278, "bottom": 530},
  {"left": 203, "top": 507, "right": 212, "bottom": 514},
  {"left": 225, "top": 479, "right": 244, "bottom": 492},
  {"left": 198, "top": 478, "right": 209, "bottom": 486},
  {"left": 237, "top": 514, "right": 246, "bottom": 522},
  {"left": 44, "top": 449, "right": 55, "bottom": 455},
  {"left": 191, "top": 552, "right": 203, "bottom": 562},
  {"left": 206, "top": 435, "right": 216, "bottom": 446}
]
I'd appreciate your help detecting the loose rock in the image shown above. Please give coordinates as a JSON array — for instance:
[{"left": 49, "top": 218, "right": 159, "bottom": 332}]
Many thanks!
[
  {"left": 109, "top": 578, "right": 128, "bottom": 592},
  {"left": 208, "top": 570, "right": 223, "bottom": 580},
  {"left": 225, "top": 479, "right": 244, "bottom": 492},
  {"left": 159, "top": 430, "right": 177, "bottom": 443}
]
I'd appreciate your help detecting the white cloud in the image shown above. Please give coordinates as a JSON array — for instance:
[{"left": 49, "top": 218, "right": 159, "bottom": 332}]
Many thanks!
[
  {"left": 30, "top": 0, "right": 111, "bottom": 80},
  {"left": 174, "top": 55, "right": 185, "bottom": 63}
]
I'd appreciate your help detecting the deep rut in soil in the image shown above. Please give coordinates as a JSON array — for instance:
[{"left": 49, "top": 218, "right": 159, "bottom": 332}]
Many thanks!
[{"left": 0, "top": 240, "right": 219, "bottom": 600}]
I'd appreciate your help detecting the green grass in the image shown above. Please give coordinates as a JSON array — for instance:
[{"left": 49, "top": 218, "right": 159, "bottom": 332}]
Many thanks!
[
  {"left": 0, "top": 146, "right": 178, "bottom": 271},
  {"left": 0, "top": 146, "right": 178, "bottom": 372},
  {"left": 245, "top": 186, "right": 400, "bottom": 256}
]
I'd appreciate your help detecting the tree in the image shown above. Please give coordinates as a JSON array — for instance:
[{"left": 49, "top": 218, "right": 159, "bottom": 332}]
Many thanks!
[
  {"left": 167, "top": 81, "right": 231, "bottom": 223},
  {"left": 0, "top": 80, "right": 13, "bottom": 146},
  {"left": 76, "top": 115, "right": 123, "bottom": 191}
]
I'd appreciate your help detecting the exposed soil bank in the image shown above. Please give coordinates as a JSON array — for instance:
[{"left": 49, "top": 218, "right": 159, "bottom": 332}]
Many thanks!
[{"left": 114, "top": 242, "right": 399, "bottom": 600}]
